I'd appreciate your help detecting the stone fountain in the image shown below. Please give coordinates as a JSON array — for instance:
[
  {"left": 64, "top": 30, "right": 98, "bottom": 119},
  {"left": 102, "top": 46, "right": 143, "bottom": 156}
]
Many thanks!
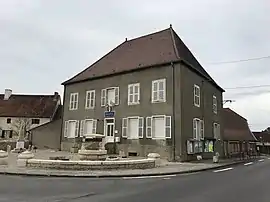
[{"left": 78, "top": 134, "right": 107, "bottom": 160}]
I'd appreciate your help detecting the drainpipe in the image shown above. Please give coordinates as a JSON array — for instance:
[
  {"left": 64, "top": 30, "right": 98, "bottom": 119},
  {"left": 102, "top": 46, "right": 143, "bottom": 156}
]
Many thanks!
[{"left": 171, "top": 62, "right": 176, "bottom": 161}]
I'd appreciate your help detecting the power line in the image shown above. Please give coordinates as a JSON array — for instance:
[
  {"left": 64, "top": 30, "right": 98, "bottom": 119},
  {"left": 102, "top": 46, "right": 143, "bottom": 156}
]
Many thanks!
[
  {"left": 225, "top": 84, "right": 270, "bottom": 90},
  {"left": 207, "top": 55, "right": 270, "bottom": 65}
]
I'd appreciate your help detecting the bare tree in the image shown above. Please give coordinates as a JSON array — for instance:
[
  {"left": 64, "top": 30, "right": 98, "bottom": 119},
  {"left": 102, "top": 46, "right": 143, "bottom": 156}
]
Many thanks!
[{"left": 10, "top": 118, "right": 31, "bottom": 140}]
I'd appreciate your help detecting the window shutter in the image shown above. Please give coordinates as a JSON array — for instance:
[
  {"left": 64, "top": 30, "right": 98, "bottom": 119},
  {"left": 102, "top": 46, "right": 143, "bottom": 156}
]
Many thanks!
[
  {"left": 85, "top": 92, "right": 90, "bottom": 109},
  {"left": 101, "top": 89, "right": 106, "bottom": 106},
  {"left": 69, "top": 94, "right": 73, "bottom": 110},
  {"left": 122, "top": 118, "right": 128, "bottom": 138},
  {"left": 90, "top": 91, "right": 95, "bottom": 108},
  {"left": 152, "top": 81, "right": 158, "bottom": 102},
  {"left": 128, "top": 85, "right": 133, "bottom": 104},
  {"left": 158, "top": 80, "right": 166, "bottom": 101},
  {"left": 114, "top": 87, "right": 120, "bottom": 105},
  {"left": 75, "top": 121, "right": 79, "bottom": 137},
  {"left": 134, "top": 84, "right": 140, "bottom": 103},
  {"left": 92, "top": 119, "right": 97, "bottom": 134},
  {"left": 80, "top": 120, "right": 85, "bottom": 137},
  {"left": 146, "top": 117, "right": 152, "bottom": 138},
  {"left": 217, "top": 124, "right": 220, "bottom": 139},
  {"left": 64, "top": 121, "right": 68, "bottom": 137},
  {"left": 74, "top": 93, "right": 78, "bottom": 109},
  {"left": 200, "top": 120, "right": 204, "bottom": 139},
  {"left": 165, "top": 116, "right": 171, "bottom": 139},
  {"left": 138, "top": 117, "right": 144, "bottom": 138},
  {"left": 193, "top": 119, "right": 197, "bottom": 139}
]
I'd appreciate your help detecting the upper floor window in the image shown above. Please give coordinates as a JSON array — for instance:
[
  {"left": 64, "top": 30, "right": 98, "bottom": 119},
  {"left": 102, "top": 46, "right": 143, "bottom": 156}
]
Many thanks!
[
  {"left": 85, "top": 90, "right": 95, "bottom": 109},
  {"left": 152, "top": 79, "right": 166, "bottom": 103},
  {"left": 193, "top": 118, "right": 204, "bottom": 140},
  {"left": 32, "top": 118, "right": 40, "bottom": 124},
  {"left": 69, "top": 93, "right": 79, "bottom": 110},
  {"left": 101, "top": 87, "right": 119, "bottom": 107},
  {"left": 6, "top": 118, "right": 11, "bottom": 124},
  {"left": 213, "top": 122, "right": 220, "bottom": 139},
  {"left": 128, "top": 83, "right": 140, "bottom": 105},
  {"left": 213, "top": 95, "right": 217, "bottom": 114},
  {"left": 194, "top": 85, "right": 200, "bottom": 107}
]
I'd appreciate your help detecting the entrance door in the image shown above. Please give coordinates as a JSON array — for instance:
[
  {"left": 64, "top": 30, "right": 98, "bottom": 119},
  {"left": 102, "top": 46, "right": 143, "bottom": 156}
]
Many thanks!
[{"left": 104, "top": 118, "right": 115, "bottom": 142}]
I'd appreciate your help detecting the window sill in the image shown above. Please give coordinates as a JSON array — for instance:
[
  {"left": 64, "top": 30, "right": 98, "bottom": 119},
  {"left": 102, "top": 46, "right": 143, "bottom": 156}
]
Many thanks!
[
  {"left": 69, "top": 108, "right": 78, "bottom": 111},
  {"left": 85, "top": 107, "right": 95, "bottom": 110},
  {"left": 128, "top": 102, "right": 140, "bottom": 106},
  {"left": 194, "top": 104, "right": 200, "bottom": 107},
  {"left": 151, "top": 100, "right": 166, "bottom": 103}
]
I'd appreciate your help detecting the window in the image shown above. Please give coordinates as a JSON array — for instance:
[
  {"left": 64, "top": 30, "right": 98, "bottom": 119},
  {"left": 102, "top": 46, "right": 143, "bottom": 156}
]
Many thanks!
[
  {"left": 31, "top": 119, "right": 40, "bottom": 124},
  {"left": 122, "top": 117, "right": 144, "bottom": 139},
  {"left": 128, "top": 83, "right": 140, "bottom": 105},
  {"left": 101, "top": 87, "right": 119, "bottom": 107},
  {"left": 1, "top": 130, "right": 13, "bottom": 138},
  {"left": 194, "top": 85, "right": 200, "bottom": 107},
  {"left": 213, "top": 123, "right": 220, "bottom": 139},
  {"left": 80, "top": 119, "right": 97, "bottom": 137},
  {"left": 6, "top": 118, "right": 11, "bottom": 124},
  {"left": 85, "top": 90, "right": 95, "bottom": 109},
  {"left": 193, "top": 118, "right": 204, "bottom": 140},
  {"left": 69, "top": 93, "right": 79, "bottom": 110},
  {"left": 145, "top": 115, "right": 171, "bottom": 139},
  {"left": 152, "top": 79, "right": 166, "bottom": 103},
  {"left": 64, "top": 120, "right": 79, "bottom": 138},
  {"left": 213, "top": 95, "right": 217, "bottom": 114}
]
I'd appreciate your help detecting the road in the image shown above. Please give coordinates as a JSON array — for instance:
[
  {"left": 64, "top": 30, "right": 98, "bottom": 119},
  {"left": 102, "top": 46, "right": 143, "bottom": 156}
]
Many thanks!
[{"left": 0, "top": 158, "right": 269, "bottom": 202}]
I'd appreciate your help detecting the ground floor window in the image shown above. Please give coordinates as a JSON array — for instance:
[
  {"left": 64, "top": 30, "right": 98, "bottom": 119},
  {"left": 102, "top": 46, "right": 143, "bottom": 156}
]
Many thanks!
[
  {"left": 122, "top": 117, "right": 143, "bottom": 139},
  {"left": 146, "top": 115, "right": 171, "bottom": 139},
  {"left": 80, "top": 119, "right": 97, "bottom": 137},
  {"left": 204, "top": 140, "right": 214, "bottom": 152},
  {"left": 187, "top": 140, "right": 203, "bottom": 154},
  {"left": 228, "top": 142, "right": 240, "bottom": 153},
  {"left": 0, "top": 130, "right": 13, "bottom": 138},
  {"left": 64, "top": 120, "right": 79, "bottom": 138}
]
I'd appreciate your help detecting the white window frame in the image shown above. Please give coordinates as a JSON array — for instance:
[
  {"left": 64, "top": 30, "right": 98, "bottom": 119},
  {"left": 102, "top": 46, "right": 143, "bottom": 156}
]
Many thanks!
[
  {"left": 101, "top": 87, "right": 120, "bottom": 107},
  {"left": 152, "top": 79, "right": 166, "bottom": 103},
  {"left": 146, "top": 115, "right": 171, "bottom": 139},
  {"left": 213, "top": 95, "right": 217, "bottom": 114},
  {"left": 121, "top": 116, "right": 144, "bottom": 139},
  {"left": 82, "top": 119, "right": 97, "bottom": 137},
  {"left": 193, "top": 118, "right": 204, "bottom": 140},
  {"left": 69, "top": 93, "right": 79, "bottom": 110},
  {"left": 85, "top": 90, "right": 95, "bottom": 109},
  {"left": 194, "top": 85, "right": 200, "bottom": 107},
  {"left": 64, "top": 120, "right": 79, "bottom": 138},
  {"left": 213, "top": 122, "right": 220, "bottom": 140},
  {"left": 128, "top": 83, "right": 140, "bottom": 105}
]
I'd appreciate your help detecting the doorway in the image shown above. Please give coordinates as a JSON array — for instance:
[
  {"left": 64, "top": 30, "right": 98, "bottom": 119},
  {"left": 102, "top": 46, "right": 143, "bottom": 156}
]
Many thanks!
[{"left": 104, "top": 118, "right": 115, "bottom": 143}]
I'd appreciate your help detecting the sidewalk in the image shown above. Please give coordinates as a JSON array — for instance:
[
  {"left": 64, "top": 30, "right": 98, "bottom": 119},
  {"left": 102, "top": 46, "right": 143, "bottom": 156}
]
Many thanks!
[{"left": 0, "top": 150, "right": 258, "bottom": 178}]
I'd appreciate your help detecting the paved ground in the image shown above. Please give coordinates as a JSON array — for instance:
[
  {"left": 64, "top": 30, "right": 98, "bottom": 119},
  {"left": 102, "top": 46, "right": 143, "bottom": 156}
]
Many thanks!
[{"left": 0, "top": 157, "right": 269, "bottom": 201}]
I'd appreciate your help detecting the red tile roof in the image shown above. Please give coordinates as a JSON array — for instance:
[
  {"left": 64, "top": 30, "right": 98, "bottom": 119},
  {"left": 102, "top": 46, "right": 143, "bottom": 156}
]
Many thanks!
[
  {"left": 0, "top": 93, "right": 60, "bottom": 118},
  {"left": 62, "top": 26, "right": 224, "bottom": 91},
  {"left": 223, "top": 108, "right": 257, "bottom": 141}
]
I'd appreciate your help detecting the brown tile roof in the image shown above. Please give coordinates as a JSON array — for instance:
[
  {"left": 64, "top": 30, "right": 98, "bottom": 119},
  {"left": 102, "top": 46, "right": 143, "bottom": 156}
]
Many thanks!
[
  {"left": 253, "top": 131, "right": 270, "bottom": 142},
  {"left": 62, "top": 26, "right": 224, "bottom": 91},
  {"left": 223, "top": 108, "right": 257, "bottom": 141},
  {"left": 0, "top": 93, "right": 61, "bottom": 118}
]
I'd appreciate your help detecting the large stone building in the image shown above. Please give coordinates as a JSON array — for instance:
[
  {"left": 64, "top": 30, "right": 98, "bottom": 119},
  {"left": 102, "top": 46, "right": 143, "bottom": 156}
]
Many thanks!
[{"left": 61, "top": 26, "right": 224, "bottom": 161}]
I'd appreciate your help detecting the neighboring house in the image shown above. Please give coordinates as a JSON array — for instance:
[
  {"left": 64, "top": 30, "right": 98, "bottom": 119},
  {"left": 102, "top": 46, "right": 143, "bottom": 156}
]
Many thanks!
[
  {"left": 222, "top": 108, "right": 257, "bottom": 157},
  {"left": 29, "top": 105, "right": 63, "bottom": 150},
  {"left": 61, "top": 25, "right": 224, "bottom": 161},
  {"left": 253, "top": 131, "right": 270, "bottom": 154},
  {"left": 0, "top": 89, "right": 61, "bottom": 140}
]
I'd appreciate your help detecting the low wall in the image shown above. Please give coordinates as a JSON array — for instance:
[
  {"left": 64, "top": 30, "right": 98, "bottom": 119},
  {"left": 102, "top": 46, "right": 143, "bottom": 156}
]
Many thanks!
[
  {"left": 0, "top": 140, "right": 29, "bottom": 151},
  {"left": 27, "top": 159, "right": 155, "bottom": 170}
]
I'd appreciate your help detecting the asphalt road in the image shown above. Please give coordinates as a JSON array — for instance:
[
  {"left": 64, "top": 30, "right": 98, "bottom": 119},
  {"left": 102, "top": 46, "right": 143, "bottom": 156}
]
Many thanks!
[{"left": 0, "top": 158, "right": 269, "bottom": 202}]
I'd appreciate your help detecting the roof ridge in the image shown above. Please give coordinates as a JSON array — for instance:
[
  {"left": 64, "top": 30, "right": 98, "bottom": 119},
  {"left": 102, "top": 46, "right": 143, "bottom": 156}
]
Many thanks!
[
  {"left": 0, "top": 94, "right": 56, "bottom": 97},
  {"left": 169, "top": 25, "right": 180, "bottom": 59}
]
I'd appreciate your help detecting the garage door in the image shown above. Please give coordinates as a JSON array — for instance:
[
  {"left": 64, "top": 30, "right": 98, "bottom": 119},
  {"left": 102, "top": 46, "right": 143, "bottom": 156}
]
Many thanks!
[
  {"left": 128, "top": 118, "right": 139, "bottom": 139},
  {"left": 152, "top": 117, "right": 165, "bottom": 139}
]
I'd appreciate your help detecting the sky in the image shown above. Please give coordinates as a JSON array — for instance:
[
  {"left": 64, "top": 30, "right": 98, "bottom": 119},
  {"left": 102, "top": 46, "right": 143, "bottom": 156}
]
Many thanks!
[{"left": 0, "top": 0, "right": 269, "bottom": 131}]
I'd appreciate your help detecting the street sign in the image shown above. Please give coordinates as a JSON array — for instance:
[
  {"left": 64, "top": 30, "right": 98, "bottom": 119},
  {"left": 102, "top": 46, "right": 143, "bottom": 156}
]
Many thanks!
[{"left": 104, "top": 111, "right": 115, "bottom": 118}]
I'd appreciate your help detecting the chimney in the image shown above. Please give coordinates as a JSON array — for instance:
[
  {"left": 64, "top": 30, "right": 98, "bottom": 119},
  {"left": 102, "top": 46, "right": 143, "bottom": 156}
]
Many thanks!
[
  {"left": 53, "top": 92, "right": 59, "bottom": 101},
  {"left": 4, "top": 89, "right": 12, "bottom": 100}
]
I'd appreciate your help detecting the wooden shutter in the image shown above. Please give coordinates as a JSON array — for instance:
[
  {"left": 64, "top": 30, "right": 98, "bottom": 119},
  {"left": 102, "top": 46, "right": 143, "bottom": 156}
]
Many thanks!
[
  {"left": 64, "top": 121, "right": 68, "bottom": 137},
  {"left": 101, "top": 89, "right": 106, "bottom": 106},
  {"left": 128, "top": 85, "right": 133, "bottom": 104},
  {"left": 75, "top": 120, "right": 79, "bottom": 137},
  {"left": 114, "top": 87, "right": 120, "bottom": 105},
  {"left": 152, "top": 81, "right": 158, "bottom": 102},
  {"left": 200, "top": 120, "right": 204, "bottom": 139},
  {"left": 193, "top": 119, "right": 197, "bottom": 139},
  {"left": 122, "top": 118, "right": 128, "bottom": 138},
  {"left": 138, "top": 117, "right": 144, "bottom": 138},
  {"left": 165, "top": 116, "right": 171, "bottom": 139},
  {"left": 80, "top": 120, "right": 85, "bottom": 137},
  {"left": 146, "top": 117, "right": 152, "bottom": 138},
  {"left": 92, "top": 119, "right": 97, "bottom": 134}
]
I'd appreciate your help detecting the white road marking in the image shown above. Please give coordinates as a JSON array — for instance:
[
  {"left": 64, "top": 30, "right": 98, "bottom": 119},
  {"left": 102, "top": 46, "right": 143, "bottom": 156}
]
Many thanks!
[
  {"left": 122, "top": 174, "right": 177, "bottom": 180},
  {"left": 244, "top": 162, "right": 254, "bottom": 166},
  {"left": 213, "top": 167, "right": 233, "bottom": 173},
  {"left": 268, "top": 158, "right": 270, "bottom": 160},
  {"left": 162, "top": 177, "right": 171, "bottom": 180},
  {"left": 259, "top": 159, "right": 265, "bottom": 162}
]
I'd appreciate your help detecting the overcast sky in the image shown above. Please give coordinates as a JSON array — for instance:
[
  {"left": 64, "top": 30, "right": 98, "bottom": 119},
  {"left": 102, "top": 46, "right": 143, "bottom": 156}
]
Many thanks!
[{"left": 0, "top": 0, "right": 269, "bottom": 131}]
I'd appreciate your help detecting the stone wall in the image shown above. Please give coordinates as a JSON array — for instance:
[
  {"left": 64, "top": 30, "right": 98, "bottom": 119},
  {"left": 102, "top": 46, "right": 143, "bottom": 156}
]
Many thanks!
[
  {"left": 0, "top": 140, "right": 29, "bottom": 151},
  {"left": 27, "top": 159, "right": 155, "bottom": 170}
]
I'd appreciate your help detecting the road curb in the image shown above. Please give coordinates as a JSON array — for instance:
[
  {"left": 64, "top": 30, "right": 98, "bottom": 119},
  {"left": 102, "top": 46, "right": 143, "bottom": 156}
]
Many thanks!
[{"left": 0, "top": 159, "right": 259, "bottom": 178}]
